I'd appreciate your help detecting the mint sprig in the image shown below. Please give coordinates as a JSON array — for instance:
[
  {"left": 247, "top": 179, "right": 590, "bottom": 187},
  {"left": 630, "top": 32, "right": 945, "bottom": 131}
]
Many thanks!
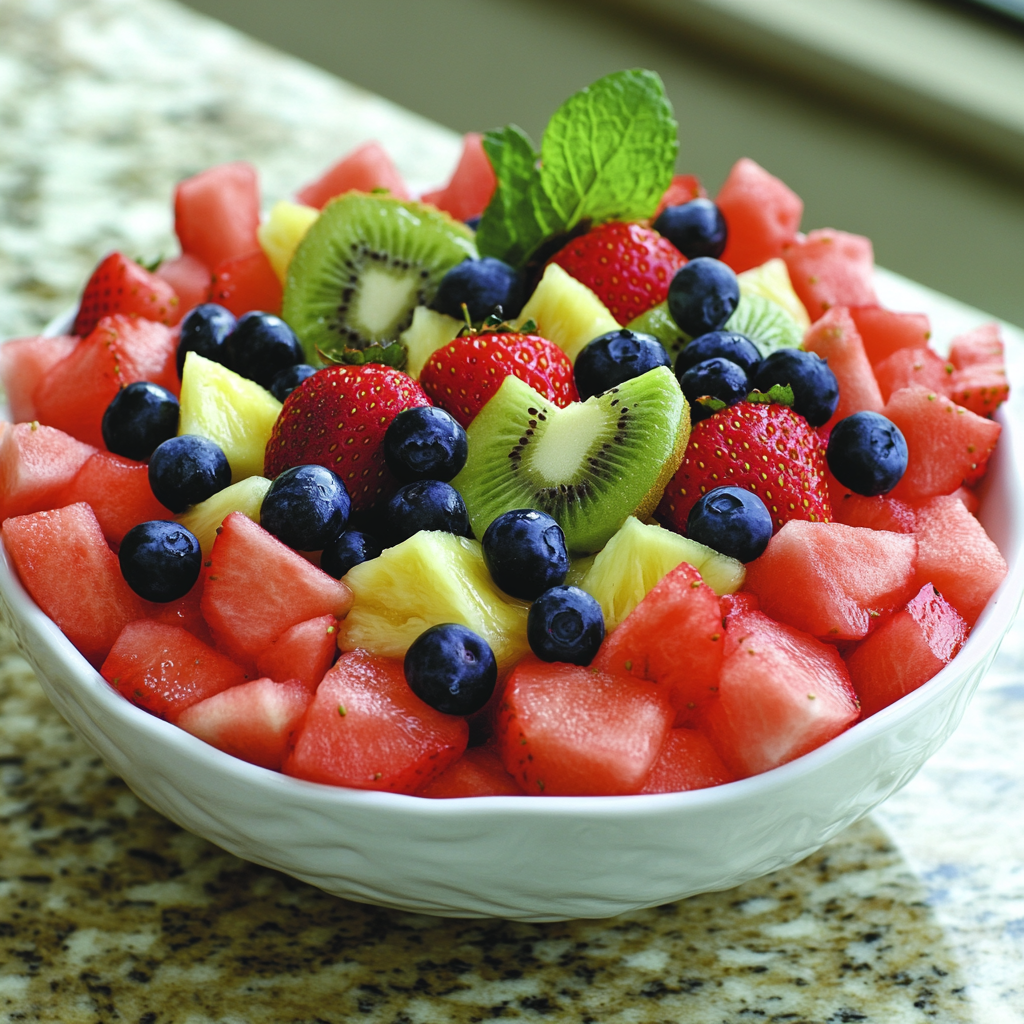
[{"left": 476, "top": 70, "right": 678, "bottom": 268}]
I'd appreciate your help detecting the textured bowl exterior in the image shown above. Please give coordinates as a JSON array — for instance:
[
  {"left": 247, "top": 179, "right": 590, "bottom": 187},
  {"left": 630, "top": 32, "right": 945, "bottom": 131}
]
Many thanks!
[{"left": 1, "top": 292, "right": 1022, "bottom": 921}]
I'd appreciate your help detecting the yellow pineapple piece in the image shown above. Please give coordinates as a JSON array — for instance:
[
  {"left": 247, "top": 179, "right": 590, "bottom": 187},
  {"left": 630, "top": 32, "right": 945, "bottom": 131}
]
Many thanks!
[
  {"left": 338, "top": 531, "right": 530, "bottom": 669},
  {"left": 738, "top": 258, "right": 810, "bottom": 329},
  {"left": 258, "top": 200, "right": 319, "bottom": 284},
  {"left": 179, "top": 352, "right": 282, "bottom": 482},
  {"left": 581, "top": 516, "right": 744, "bottom": 631},
  {"left": 400, "top": 306, "right": 463, "bottom": 379},
  {"left": 176, "top": 476, "right": 271, "bottom": 556},
  {"left": 515, "top": 263, "right": 620, "bottom": 361}
]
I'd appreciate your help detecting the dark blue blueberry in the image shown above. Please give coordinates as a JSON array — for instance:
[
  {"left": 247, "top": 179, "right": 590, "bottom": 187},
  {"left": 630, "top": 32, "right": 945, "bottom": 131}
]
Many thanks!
[
  {"left": 573, "top": 329, "right": 671, "bottom": 400},
  {"left": 384, "top": 480, "right": 470, "bottom": 544},
  {"left": 431, "top": 257, "right": 526, "bottom": 322},
  {"left": 826, "top": 412, "right": 908, "bottom": 496},
  {"left": 653, "top": 198, "right": 727, "bottom": 259},
  {"left": 223, "top": 312, "right": 305, "bottom": 390},
  {"left": 667, "top": 257, "right": 740, "bottom": 339},
  {"left": 527, "top": 585, "right": 605, "bottom": 666},
  {"left": 679, "top": 358, "right": 750, "bottom": 422},
  {"left": 176, "top": 303, "right": 236, "bottom": 378},
  {"left": 148, "top": 434, "right": 231, "bottom": 513},
  {"left": 101, "top": 382, "right": 179, "bottom": 461},
  {"left": 260, "top": 464, "right": 350, "bottom": 550},
  {"left": 676, "top": 331, "right": 762, "bottom": 377},
  {"left": 750, "top": 349, "right": 839, "bottom": 428},
  {"left": 404, "top": 623, "right": 497, "bottom": 716},
  {"left": 270, "top": 363, "right": 317, "bottom": 403},
  {"left": 383, "top": 406, "right": 468, "bottom": 483},
  {"left": 482, "top": 509, "right": 569, "bottom": 601},
  {"left": 320, "top": 530, "right": 384, "bottom": 579},
  {"left": 118, "top": 520, "right": 202, "bottom": 602},
  {"left": 687, "top": 487, "right": 773, "bottom": 563}
]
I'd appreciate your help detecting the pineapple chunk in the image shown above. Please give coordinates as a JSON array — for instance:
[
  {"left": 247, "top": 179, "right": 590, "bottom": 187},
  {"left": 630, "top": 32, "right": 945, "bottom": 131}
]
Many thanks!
[
  {"left": 515, "top": 263, "right": 619, "bottom": 362},
  {"left": 258, "top": 200, "right": 319, "bottom": 284},
  {"left": 179, "top": 352, "right": 282, "bottom": 482},
  {"left": 176, "top": 476, "right": 271, "bottom": 556},
  {"left": 338, "top": 531, "right": 530, "bottom": 669},
  {"left": 400, "top": 306, "right": 463, "bottom": 379},
  {"left": 581, "top": 516, "right": 744, "bottom": 631},
  {"left": 738, "top": 258, "right": 810, "bottom": 329}
]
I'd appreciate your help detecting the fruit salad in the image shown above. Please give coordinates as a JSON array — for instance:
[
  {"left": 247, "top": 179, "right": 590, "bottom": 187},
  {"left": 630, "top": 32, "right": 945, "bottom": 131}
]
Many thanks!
[{"left": 0, "top": 71, "right": 1011, "bottom": 799}]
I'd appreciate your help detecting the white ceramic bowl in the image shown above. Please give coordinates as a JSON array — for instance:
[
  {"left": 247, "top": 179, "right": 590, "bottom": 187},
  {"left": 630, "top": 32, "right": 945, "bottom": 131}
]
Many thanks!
[{"left": 2, "top": 275, "right": 1022, "bottom": 921}]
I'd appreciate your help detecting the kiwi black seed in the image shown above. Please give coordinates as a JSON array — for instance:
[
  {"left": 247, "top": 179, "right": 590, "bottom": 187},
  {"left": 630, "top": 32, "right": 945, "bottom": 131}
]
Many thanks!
[
  {"left": 451, "top": 367, "right": 690, "bottom": 555},
  {"left": 282, "top": 193, "right": 477, "bottom": 365}
]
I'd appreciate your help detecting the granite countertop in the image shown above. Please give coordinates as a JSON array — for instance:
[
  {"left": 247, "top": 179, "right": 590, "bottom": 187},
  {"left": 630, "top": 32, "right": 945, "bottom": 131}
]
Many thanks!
[{"left": 2, "top": 0, "right": 1024, "bottom": 1020}]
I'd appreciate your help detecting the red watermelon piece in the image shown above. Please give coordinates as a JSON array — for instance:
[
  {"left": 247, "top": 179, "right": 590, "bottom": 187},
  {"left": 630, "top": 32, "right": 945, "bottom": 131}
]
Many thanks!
[
  {"left": 947, "top": 323, "right": 1008, "bottom": 416},
  {"left": 174, "top": 162, "right": 261, "bottom": 270},
  {"left": 744, "top": 520, "right": 917, "bottom": 640},
  {"left": 0, "top": 335, "right": 78, "bottom": 424},
  {"left": 716, "top": 158, "right": 803, "bottom": 273},
  {"left": 845, "top": 582, "right": 967, "bottom": 719},
  {"left": 848, "top": 306, "right": 931, "bottom": 366},
  {"left": 828, "top": 484, "right": 916, "bottom": 534},
  {"left": 655, "top": 174, "right": 707, "bottom": 217},
  {"left": 177, "top": 677, "right": 312, "bottom": 770},
  {"left": 145, "top": 583, "right": 212, "bottom": 644},
  {"left": 951, "top": 486, "right": 980, "bottom": 515},
  {"left": 418, "top": 745, "right": 524, "bottom": 798},
  {"left": 872, "top": 347, "right": 952, "bottom": 404},
  {"left": 3, "top": 503, "right": 143, "bottom": 665},
  {"left": 496, "top": 656, "right": 674, "bottom": 796},
  {"left": 209, "top": 249, "right": 282, "bottom": 317},
  {"left": 420, "top": 133, "right": 496, "bottom": 222},
  {"left": 72, "top": 252, "right": 181, "bottom": 337},
  {"left": 950, "top": 323, "right": 1003, "bottom": 370},
  {"left": 639, "top": 728, "right": 735, "bottom": 793},
  {"left": 156, "top": 253, "right": 212, "bottom": 314},
  {"left": 0, "top": 423, "right": 96, "bottom": 522},
  {"left": 283, "top": 650, "right": 467, "bottom": 793},
  {"left": 101, "top": 619, "right": 247, "bottom": 720},
  {"left": 783, "top": 229, "right": 877, "bottom": 321},
  {"left": 296, "top": 141, "right": 410, "bottom": 210},
  {"left": 255, "top": 614, "right": 339, "bottom": 692}
]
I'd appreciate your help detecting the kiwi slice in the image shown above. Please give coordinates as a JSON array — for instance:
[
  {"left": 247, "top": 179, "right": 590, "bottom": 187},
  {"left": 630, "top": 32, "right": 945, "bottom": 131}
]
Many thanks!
[
  {"left": 282, "top": 193, "right": 477, "bottom": 365},
  {"left": 452, "top": 367, "right": 690, "bottom": 555},
  {"left": 627, "top": 301, "right": 689, "bottom": 364},
  {"left": 724, "top": 293, "right": 803, "bottom": 358}
]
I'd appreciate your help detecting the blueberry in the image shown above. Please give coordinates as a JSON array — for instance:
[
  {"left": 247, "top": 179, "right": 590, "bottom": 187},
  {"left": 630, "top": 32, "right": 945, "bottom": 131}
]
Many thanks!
[
  {"left": 574, "top": 329, "right": 671, "bottom": 400},
  {"left": 320, "top": 530, "right": 384, "bottom": 579},
  {"left": 482, "top": 509, "right": 569, "bottom": 600},
  {"left": 749, "top": 349, "right": 839, "bottom": 427},
  {"left": 383, "top": 406, "right": 468, "bottom": 483},
  {"left": 667, "top": 258, "right": 740, "bottom": 339},
  {"left": 826, "top": 412, "right": 908, "bottom": 496},
  {"left": 119, "top": 520, "right": 202, "bottom": 602},
  {"left": 101, "top": 382, "right": 179, "bottom": 461},
  {"left": 527, "top": 585, "right": 605, "bottom": 666},
  {"left": 260, "top": 464, "right": 350, "bottom": 550},
  {"left": 653, "top": 198, "right": 728, "bottom": 259},
  {"left": 687, "top": 486, "right": 773, "bottom": 563},
  {"left": 176, "top": 303, "right": 236, "bottom": 378},
  {"left": 384, "top": 480, "right": 470, "bottom": 544},
  {"left": 270, "top": 363, "right": 317, "bottom": 403},
  {"left": 676, "top": 331, "right": 762, "bottom": 377},
  {"left": 404, "top": 623, "right": 498, "bottom": 716},
  {"left": 148, "top": 435, "right": 231, "bottom": 513},
  {"left": 223, "top": 312, "right": 305, "bottom": 390},
  {"left": 432, "top": 257, "right": 526, "bottom": 322},
  {"left": 679, "top": 358, "right": 750, "bottom": 422}
]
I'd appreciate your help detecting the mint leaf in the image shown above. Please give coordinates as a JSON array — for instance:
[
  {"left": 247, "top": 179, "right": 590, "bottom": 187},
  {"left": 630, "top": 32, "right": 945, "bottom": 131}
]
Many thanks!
[
  {"left": 330, "top": 342, "right": 407, "bottom": 369},
  {"left": 746, "top": 384, "right": 795, "bottom": 407},
  {"left": 696, "top": 396, "right": 727, "bottom": 413}
]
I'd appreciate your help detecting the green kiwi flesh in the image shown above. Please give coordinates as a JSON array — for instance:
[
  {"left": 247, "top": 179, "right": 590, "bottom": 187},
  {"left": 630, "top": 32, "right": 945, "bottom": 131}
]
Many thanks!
[
  {"left": 282, "top": 193, "right": 477, "bottom": 365},
  {"left": 452, "top": 366, "right": 690, "bottom": 555},
  {"left": 724, "top": 293, "right": 803, "bottom": 357}
]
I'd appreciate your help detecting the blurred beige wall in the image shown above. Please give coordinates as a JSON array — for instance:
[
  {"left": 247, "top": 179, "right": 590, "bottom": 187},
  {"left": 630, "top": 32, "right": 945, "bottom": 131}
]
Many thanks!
[{"left": 179, "top": 0, "right": 1024, "bottom": 327}]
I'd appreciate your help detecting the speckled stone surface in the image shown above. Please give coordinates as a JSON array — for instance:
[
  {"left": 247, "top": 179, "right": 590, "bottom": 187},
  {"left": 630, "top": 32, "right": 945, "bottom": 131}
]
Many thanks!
[{"left": 1, "top": 0, "right": 1023, "bottom": 1021}]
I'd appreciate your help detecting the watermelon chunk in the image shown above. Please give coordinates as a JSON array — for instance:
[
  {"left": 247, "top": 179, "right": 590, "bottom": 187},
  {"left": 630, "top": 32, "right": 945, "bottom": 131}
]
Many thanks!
[
  {"left": 283, "top": 650, "right": 467, "bottom": 793},
  {"left": 828, "top": 485, "right": 916, "bottom": 534},
  {"left": 0, "top": 335, "right": 78, "bottom": 424},
  {"left": 872, "top": 347, "right": 952, "bottom": 404},
  {"left": 848, "top": 306, "right": 931, "bottom": 366},
  {"left": 700, "top": 608, "right": 859, "bottom": 777},
  {"left": 639, "top": 728, "right": 735, "bottom": 793},
  {"left": 295, "top": 141, "right": 410, "bottom": 210},
  {"left": 420, "top": 133, "right": 496, "bottom": 222},
  {"left": 951, "top": 486, "right": 980, "bottom": 515},
  {"left": 177, "top": 677, "right": 312, "bottom": 770},
  {"left": 201, "top": 512, "right": 352, "bottom": 661},
  {"left": 655, "top": 174, "right": 707, "bottom": 217},
  {"left": 783, "top": 229, "right": 877, "bottom": 321},
  {"left": 209, "top": 249, "right": 282, "bottom": 317},
  {"left": 845, "top": 582, "right": 967, "bottom": 719},
  {"left": 744, "top": 520, "right": 917, "bottom": 640},
  {"left": 3, "top": 503, "right": 143, "bottom": 665},
  {"left": 156, "top": 253, "right": 212, "bottom": 314},
  {"left": 255, "top": 613, "right": 339, "bottom": 692},
  {"left": 946, "top": 322, "right": 1008, "bottom": 416},
  {"left": 101, "top": 619, "right": 247, "bottom": 720},
  {"left": 949, "top": 322, "right": 1003, "bottom": 370},
  {"left": 72, "top": 252, "right": 181, "bottom": 337},
  {"left": 716, "top": 158, "right": 803, "bottom": 273},
  {"left": 418, "top": 745, "right": 524, "bottom": 798},
  {"left": 0, "top": 423, "right": 96, "bottom": 522},
  {"left": 145, "top": 583, "right": 212, "bottom": 644},
  {"left": 913, "top": 494, "right": 1007, "bottom": 626},
  {"left": 174, "top": 162, "right": 261, "bottom": 270},
  {"left": 496, "top": 656, "right": 674, "bottom": 796}
]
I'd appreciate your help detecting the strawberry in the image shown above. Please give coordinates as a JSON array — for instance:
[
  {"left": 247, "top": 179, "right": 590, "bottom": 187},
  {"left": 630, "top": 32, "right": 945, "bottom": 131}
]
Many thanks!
[
  {"left": 549, "top": 221, "right": 685, "bottom": 324},
  {"left": 263, "top": 364, "right": 430, "bottom": 511},
  {"left": 73, "top": 252, "right": 181, "bottom": 337},
  {"left": 656, "top": 401, "right": 831, "bottom": 534},
  {"left": 418, "top": 332, "right": 578, "bottom": 428}
]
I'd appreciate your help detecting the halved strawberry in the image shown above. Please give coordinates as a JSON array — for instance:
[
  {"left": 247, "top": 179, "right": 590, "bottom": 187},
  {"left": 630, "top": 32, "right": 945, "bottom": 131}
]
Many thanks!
[{"left": 73, "top": 253, "right": 181, "bottom": 337}]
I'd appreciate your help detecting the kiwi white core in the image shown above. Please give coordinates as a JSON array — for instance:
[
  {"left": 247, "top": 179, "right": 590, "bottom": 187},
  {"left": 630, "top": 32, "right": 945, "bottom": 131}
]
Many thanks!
[
  {"left": 526, "top": 401, "right": 608, "bottom": 484},
  {"left": 354, "top": 269, "right": 419, "bottom": 336}
]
